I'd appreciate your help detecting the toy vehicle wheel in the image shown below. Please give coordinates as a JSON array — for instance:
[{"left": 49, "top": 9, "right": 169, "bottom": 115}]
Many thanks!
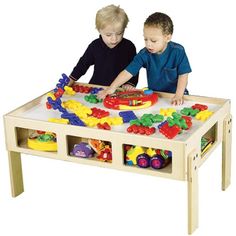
[
  {"left": 137, "top": 154, "right": 150, "bottom": 168},
  {"left": 150, "top": 155, "right": 165, "bottom": 169}
]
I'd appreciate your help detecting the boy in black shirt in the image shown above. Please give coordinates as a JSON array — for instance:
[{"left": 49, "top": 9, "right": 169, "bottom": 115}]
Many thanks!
[{"left": 69, "top": 5, "right": 138, "bottom": 89}]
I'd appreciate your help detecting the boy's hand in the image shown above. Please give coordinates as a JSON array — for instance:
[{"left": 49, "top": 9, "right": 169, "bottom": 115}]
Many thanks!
[
  {"left": 121, "top": 84, "right": 136, "bottom": 91},
  {"left": 97, "top": 87, "right": 116, "bottom": 99},
  {"left": 172, "top": 74, "right": 188, "bottom": 105},
  {"left": 68, "top": 77, "right": 75, "bottom": 87},
  {"left": 171, "top": 94, "right": 184, "bottom": 106}
]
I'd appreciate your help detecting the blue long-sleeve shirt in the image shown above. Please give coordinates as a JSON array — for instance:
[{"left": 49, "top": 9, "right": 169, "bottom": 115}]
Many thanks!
[
  {"left": 126, "top": 41, "right": 191, "bottom": 93},
  {"left": 70, "top": 36, "right": 138, "bottom": 87}
]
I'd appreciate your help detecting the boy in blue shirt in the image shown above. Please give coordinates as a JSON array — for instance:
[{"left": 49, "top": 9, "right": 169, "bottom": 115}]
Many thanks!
[
  {"left": 68, "top": 5, "right": 138, "bottom": 89},
  {"left": 98, "top": 12, "right": 191, "bottom": 105}
]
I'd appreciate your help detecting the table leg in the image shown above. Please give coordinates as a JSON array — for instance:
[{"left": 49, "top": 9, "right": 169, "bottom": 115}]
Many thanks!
[
  {"left": 8, "top": 151, "right": 24, "bottom": 197},
  {"left": 187, "top": 150, "right": 199, "bottom": 234},
  {"left": 222, "top": 114, "right": 232, "bottom": 191}
]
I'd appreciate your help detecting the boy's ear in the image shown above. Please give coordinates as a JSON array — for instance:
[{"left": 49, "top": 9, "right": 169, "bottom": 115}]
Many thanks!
[{"left": 166, "top": 34, "right": 172, "bottom": 42}]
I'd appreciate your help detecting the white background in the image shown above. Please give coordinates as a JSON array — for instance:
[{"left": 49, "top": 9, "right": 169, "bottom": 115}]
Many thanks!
[{"left": 0, "top": 0, "right": 235, "bottom": 235}]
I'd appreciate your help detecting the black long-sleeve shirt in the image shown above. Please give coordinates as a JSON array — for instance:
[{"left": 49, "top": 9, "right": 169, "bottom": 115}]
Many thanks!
[{"left": 70, "top": 36, "right": 138, "bottom": 86}]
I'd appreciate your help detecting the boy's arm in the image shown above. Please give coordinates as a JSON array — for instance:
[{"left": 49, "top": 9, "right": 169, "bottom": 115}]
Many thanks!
[
  {"left": 125, "top": 73, "right": 139, "bottom": 88},
  {"left": 69, "top": 43, "right": 94, "bottom": 84},
  {"left": 171, "top": 73, "right": 188, "bottom": 105},
  {"left": 122, "top": 73, "right": 139, "bottom": 91},
  {"left": 124, "top": 42, "right": 139, "bottom": 88},
  {"left": 97, "top": 70, "right": 133, "bottom": 99}
]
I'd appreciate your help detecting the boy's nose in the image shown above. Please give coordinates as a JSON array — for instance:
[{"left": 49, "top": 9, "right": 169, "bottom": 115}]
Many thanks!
[
  {"left": 111, "top": 34, "right": 118, "bottom": 42},
  {"left": 146, "top": 41, "right": 151, "bottom": 47}
]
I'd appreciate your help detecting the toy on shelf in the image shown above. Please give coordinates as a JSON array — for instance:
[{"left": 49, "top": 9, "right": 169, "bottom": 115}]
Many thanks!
[
  {"left": 70, "top": 142, "right": 94, "bottom": 158},
  {"left": 148, "top": 149, "right": 172, "bottom": 169},
  {"left": 103, "top": 89, "right": 158, "bottom": 110},
  {"left": 136, "top": 148, "right": 172, "bottom": 169},
  {"left": 201, "top": 137, "right": 214, "bottom": 155},
  {"left": 27, "top": 130, "right": 57, "bottom": 151},
  {"left": 125, "top": 145, "right": 145, "bottom": 165},
  {"left": 97, "top": 146, "right": 112, "bottom": 162},
  {"left": 88, "top": 139, "right": 112, "bottom": 162},
  {"left": 125, "top": 145, "right": 172, "bottom": 169}
]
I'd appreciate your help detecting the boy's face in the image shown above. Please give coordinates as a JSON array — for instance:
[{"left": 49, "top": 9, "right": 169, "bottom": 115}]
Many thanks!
[
  {"left": 143, "top": 26, "right": 172, "bottom": 54},
  {"left": 99, "top": 23, "right": 124, "bottom": 49}
]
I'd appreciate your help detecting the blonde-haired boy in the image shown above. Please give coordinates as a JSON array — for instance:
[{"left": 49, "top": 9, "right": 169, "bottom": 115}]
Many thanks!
[
  {"left": 95, "top": 4, "right": 128, "bottom": 30},
  {"left": 69, "top": 5, "right": 138, "bottom": 88}
]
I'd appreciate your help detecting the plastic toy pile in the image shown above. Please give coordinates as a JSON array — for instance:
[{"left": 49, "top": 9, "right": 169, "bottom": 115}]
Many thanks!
[
  {"left": 45, "top": 74, "right": 214, "bottom": 140},
  {"left": 27, "top": 130, "right": 57, "bottom": 151}
]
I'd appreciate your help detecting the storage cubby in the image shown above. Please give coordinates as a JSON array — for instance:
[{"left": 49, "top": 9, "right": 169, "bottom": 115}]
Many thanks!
[
  {"left": 67, "top": 135, "right": 112, "bottom": 163},
  {"left": 16, "top": 127, "right": 30, "bottom": 147},
  {"left": 16, "top": 127, "right": 57, "bottom": 152},
  {"left": 123, "top": 144, "right": 172, "bottom": 172},
  {"left": 201, "top": 122, "right": 217, "bottom": 157}
]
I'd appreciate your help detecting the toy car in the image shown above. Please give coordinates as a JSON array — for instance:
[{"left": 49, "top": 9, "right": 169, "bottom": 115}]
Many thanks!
[{"left": 125, "top": 145, "right": 172, "bottom": 170}]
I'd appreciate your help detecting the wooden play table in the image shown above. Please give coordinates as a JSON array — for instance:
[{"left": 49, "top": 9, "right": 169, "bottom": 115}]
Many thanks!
[{"left": 3, "top": 85, "right": 232, "bottom": 234}]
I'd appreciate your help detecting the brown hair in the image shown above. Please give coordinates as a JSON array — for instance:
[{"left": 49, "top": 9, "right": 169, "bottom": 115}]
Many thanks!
[{"left": 144, "top": 12, "right": 173, "bottom": 35}]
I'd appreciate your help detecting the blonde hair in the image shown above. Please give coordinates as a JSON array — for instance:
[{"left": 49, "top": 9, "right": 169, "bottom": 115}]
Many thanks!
[{"left": 95, "top": 5, "right": 129, "bottom": 30}]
